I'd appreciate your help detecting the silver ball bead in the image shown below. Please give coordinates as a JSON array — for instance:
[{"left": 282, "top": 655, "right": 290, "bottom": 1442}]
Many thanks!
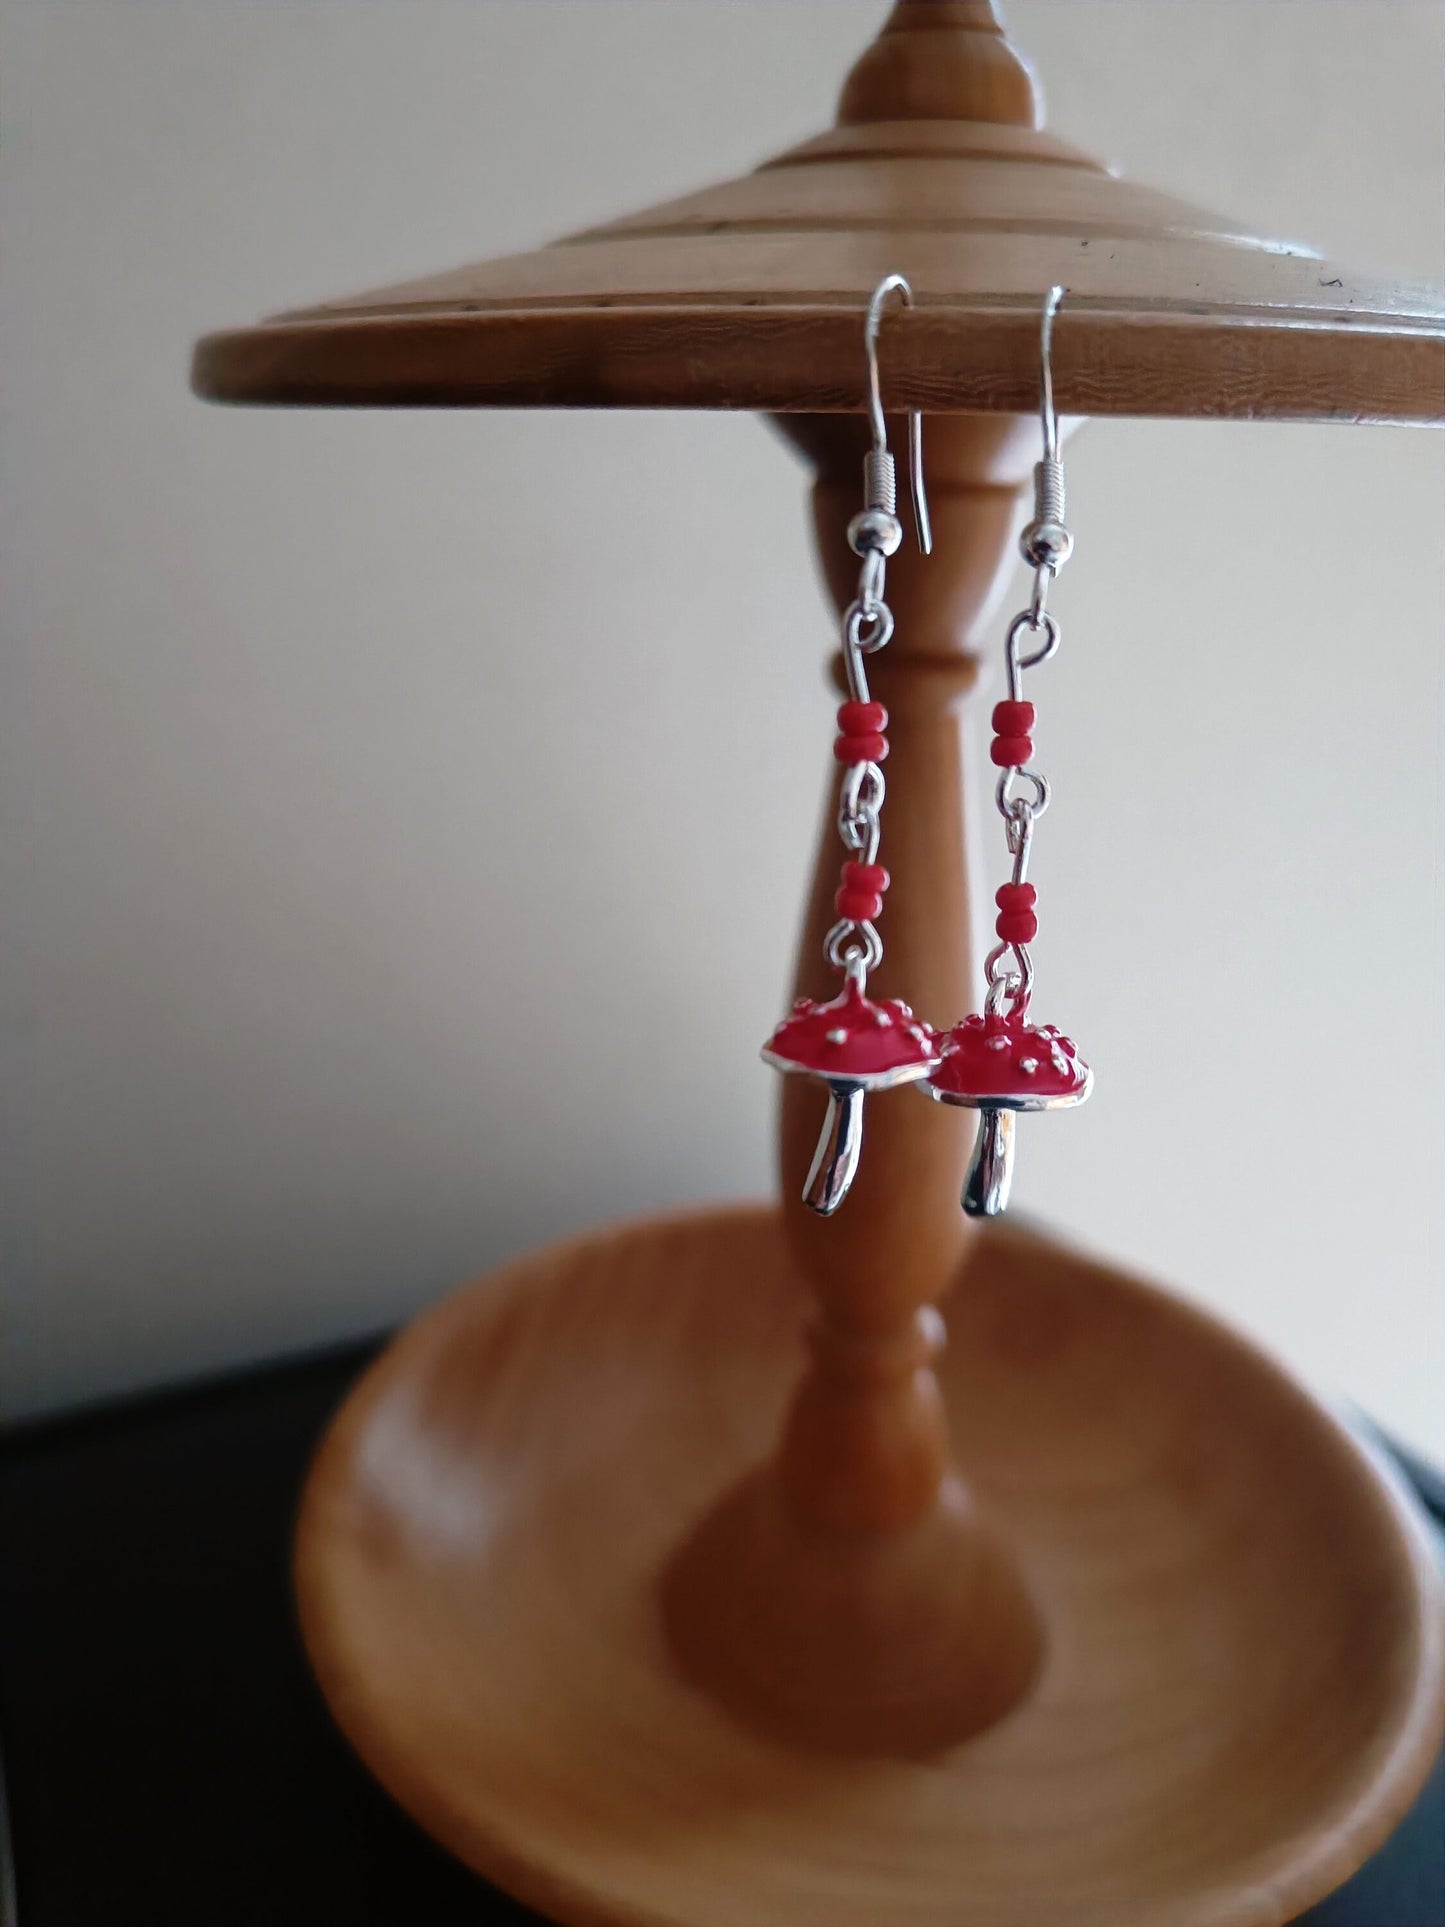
[
  {"left": 1019, "top": 520, "right": 1074, "bottom": 569},
  {"left": 848, "top": 508, "right": 903, "bottom": 558}
]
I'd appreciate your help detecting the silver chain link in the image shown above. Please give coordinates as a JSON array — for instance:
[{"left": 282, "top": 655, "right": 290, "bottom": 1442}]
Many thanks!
[
  {"left": 826, "top": 502, "right": 897, "bottom": 984},
  {"left": 987, "top": 287, "right": 1072, "bottom": 1017},
  {"left": 822, "top": 274, "right": 932, "bottom": 992}
]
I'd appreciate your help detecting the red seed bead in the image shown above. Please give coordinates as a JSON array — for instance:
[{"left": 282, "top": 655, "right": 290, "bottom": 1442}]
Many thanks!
[
  {"left": 837, "top": 701, "right": 887, "bottom": 736},
  {"left": 836, "top": 887, "right": 884, "bottom": 923},
  {"left": 834, "top": 732, "right": 889, "bottom": 764},
  {"left": 990, "top": 734, "right": 1033, "bottom": 768},
  {"left": 992, "top": 700, "right": 1035, "bottom": 736},
  {"left": 995, "top": 882, "right": 1037, "bottom": 912},
  {"left": 842, "top": 861, "right": 890, "bottom": 894},
  {"left": 996, "top": 909, "right": 1039, "bottom": 944}
]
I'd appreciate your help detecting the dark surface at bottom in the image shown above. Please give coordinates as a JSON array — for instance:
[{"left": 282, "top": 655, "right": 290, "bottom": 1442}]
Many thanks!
[{"left": 0, "top": 1339, "right": 1441, "bottom": 1927}]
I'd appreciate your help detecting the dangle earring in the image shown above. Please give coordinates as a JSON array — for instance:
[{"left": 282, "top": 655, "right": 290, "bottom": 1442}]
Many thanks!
[
  {"left": 762, "top": 275, "right": 939, "bottom": 1218},
  {"left": 924, "top": 287, "right": 1092, "bottom": 1217}
]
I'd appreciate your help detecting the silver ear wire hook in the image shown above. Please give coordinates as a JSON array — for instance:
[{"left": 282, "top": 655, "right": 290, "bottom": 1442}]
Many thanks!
[
  {"left": 1019, "top": 285, "right": 1073, "bottom": 587},
  {"left": 1038, "top": 283, "right": 1064, "bottom": 464},
  {"left": 863, "top": 275, "right": 932, "bottom": 557},
  {"left": 759, "top": 276, "right": 945, "bottom": 1219}
]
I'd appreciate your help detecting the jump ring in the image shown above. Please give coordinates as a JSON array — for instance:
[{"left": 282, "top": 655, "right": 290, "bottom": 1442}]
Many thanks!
[
  {"left": 995, "top": 767, "right": 1050, "bottom": 820},
  {"left": 1005, "top": 799, "right": 1034, "bottom": 857},
  {"left": 826, "top": 918, "right": 883, "bottom": 974},
  {"left": 840, "top": 760, "right": 885, "bottom": 824},
  {"left": 845, "top": 600, "right": 895, "bottom": 656},
  {"left": 983, "top": 940, "right": 1033, "bottom": 1018},
  {"left": 1005, "top": 608, "right": 1060, "bottom": 699},
  {"left": 837, "top": 803, "right": 881, "bottom": 865}
]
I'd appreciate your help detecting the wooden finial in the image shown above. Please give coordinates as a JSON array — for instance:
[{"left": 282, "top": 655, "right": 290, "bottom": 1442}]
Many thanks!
[{"left": 838, "top": 0, "right": 1041, "bottom": 129}]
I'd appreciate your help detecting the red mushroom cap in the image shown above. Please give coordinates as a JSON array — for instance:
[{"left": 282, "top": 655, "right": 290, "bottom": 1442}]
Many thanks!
[
  {"left": 762, "top": 977, "right": 938, "bottom": 1087},
  {"left": 927, "top": 1010, "right": 1091, "bottom": 1109}
]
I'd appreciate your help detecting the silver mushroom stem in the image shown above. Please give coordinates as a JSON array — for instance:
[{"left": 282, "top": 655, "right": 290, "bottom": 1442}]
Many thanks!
[
  {"left": 962, "top": 1106, "right": 1017, "bottom": 1219},
  {"left": 803, "top": 1081, "right": 866, "bottom": 1218}
]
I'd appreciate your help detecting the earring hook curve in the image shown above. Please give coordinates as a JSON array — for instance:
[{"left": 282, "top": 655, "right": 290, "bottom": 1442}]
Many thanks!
[
  {"left": 1039, "top": 284, "right": 1065, "bottom": 463},
  {"left": 864, "top": 274, "right": 931, "bottom": 557}
]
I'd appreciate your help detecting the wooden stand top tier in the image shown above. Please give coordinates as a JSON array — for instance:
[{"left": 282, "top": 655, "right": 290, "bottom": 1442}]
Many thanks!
[{"left": 193, "top": 0, "right": 1443, "bottom": 423}]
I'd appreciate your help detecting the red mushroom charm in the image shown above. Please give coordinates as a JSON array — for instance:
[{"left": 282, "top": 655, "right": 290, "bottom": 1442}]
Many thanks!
[
  {"left": 760, "top": 285, "right": 937, "bottom": 1216},
  {"left": 763, "top": 976, "right": 938, "bottom": 1216},
  {"left": 919, "top": 288, "right": 1092, "bottom": 1219},
  {"left": 924, "top": 1008, "right": 1091, "bottom": 1218}
]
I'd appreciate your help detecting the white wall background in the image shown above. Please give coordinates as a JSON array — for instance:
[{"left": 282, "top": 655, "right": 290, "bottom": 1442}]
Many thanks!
[{"left": 3, "top": 1, "right": 1442, "bottom": 1455}]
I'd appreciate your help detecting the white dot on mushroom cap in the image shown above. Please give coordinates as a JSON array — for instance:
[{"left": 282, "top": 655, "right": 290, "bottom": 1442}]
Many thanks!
[
  {"left": 1051, "top": 1049, "right": 1070, "bottom": 1074},
  {"left": 826, "top": 1027, "right": 848, "bottom": 1045},
  {"left": 871, "top": 1009, "right": 893, "bottom": 1027},
  {"left": 907, "top": 1025, "right": 931, "bottom": 1044},
  {"left": 986, "top": 1036, "right": 1008, "bottom": 1052},
  {"left": 1019, "top": 1057, "right": 1038, "bottom": 1075}
]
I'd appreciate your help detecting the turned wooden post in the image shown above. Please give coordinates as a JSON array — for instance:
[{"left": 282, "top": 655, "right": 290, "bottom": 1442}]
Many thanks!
[
  {"left": 763, "top": 0, "right": 1049, "bottom": 1551},
  {"left": 661, "top": 415, "right": 1053, "bottom": 1752},
  {"left": 773, "top": 412, "right": 1039, "bottom": 1533},
  {"left": 660, "top": 5, "right": 1066, "bottom": 1756}
]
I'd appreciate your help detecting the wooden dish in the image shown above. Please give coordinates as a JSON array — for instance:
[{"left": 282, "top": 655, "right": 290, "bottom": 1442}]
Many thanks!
[{"left": 296, "top": 1205, "right": 1445, "bottom": 1927}]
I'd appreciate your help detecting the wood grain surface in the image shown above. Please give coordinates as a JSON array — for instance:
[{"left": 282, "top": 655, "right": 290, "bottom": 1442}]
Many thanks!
[
  {"left": 191, "top": 1, "right": 1444, "bottom": 420},
  {"left": 295, "top": 1206, "right": 1445, "bottom": 1927}
]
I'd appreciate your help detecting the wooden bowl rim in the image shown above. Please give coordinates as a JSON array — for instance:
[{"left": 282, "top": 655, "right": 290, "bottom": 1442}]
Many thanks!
[{"left": 294, "top": 1204, "right": 1445, "bottom": 1927}]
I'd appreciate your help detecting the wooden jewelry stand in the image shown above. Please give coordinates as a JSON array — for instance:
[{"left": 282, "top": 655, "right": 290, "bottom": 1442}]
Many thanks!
[{"left": 196, "top": 6, "right": 1445, "bottom": 1923}]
